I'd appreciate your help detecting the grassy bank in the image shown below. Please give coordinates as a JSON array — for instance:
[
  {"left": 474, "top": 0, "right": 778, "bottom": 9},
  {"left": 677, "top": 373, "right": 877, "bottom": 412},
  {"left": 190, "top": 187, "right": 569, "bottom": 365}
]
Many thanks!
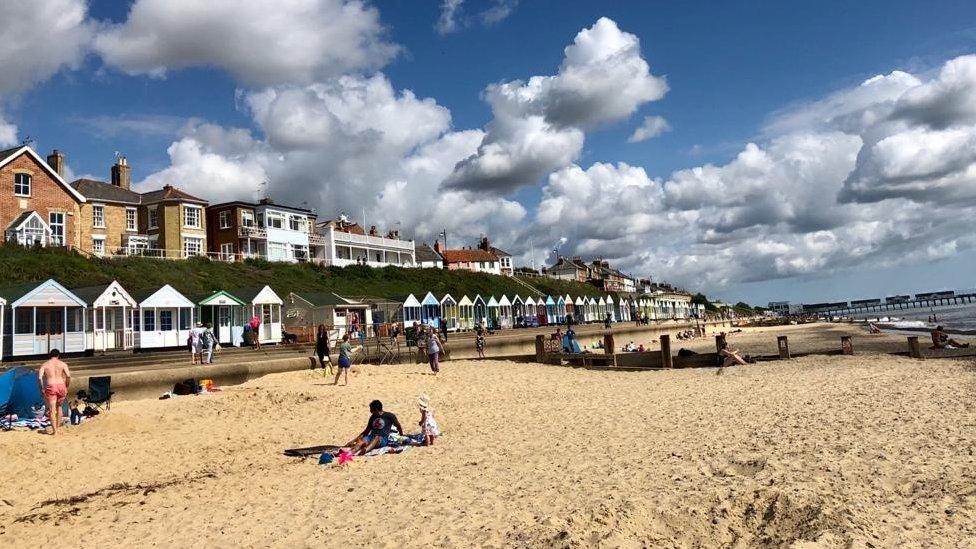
[{"left": 0, "top": 245, "right": 604, "bottom": 300}]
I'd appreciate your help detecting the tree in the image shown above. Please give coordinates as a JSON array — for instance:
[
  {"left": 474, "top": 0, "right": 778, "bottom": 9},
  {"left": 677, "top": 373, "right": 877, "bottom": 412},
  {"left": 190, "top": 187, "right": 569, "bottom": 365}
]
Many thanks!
[{"left": 691, "top": 292, "right": 717, "bottom": 312}]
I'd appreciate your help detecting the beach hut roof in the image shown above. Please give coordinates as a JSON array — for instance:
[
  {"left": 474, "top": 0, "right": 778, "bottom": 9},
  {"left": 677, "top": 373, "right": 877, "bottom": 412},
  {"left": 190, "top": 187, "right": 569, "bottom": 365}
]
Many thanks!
[
  {"left": 512, "top": 294, "right": 523, "bottom": 304},
  {"left": 606, "top": 296, "right": 614, "bottom": 304},
  {"left": 499, "top": 295, "right": 511, "bottom": 306},
  {"left": 487, "top": 296, "right": 499, "bottom": 307},
  {"left": 473, "top": 294, "right": 486, "bottom": 305},
  {"left": 70, "top": 280, "right": 137, "bottom": 308},
  {"left": 232, "top": 286, "right": 283, "bottom": 305},
  {"left": 0, "top": 279, "right": 86, "bottom": 308},
  {"left": 421, "top": 292, "right": 439, "bottom": 306},
  {"left": 598, "top": 297, "right": 606, "bottom": 305},
  {"left": 401, "top": 294, "right": 421, "bottom": 307},
  {"left": 525, "top": 296, "right": 536, "bottom": 306},
  {"left": 134, "top": 284, "right": 194, "bottom": 308},
  {"left": 545, "top": 295, "right": 555, "bottom": 305},
  {"left": 193, "top": 289, "right": 246, "bottom": 307},
  {"left": 574, "top": 296, "right": 585, "bottom": 305},
  {"left": 289, "top": 292, "right": 365, "bottom": 308},
  {"left": 439, "top": 293, "right": 456, "bottom": 305},
  {"left": 457, "top": 295, "right": 473, "bottom": 306},
  {"left": 557, "top": 296, "right": 565, "bottom": 305}
]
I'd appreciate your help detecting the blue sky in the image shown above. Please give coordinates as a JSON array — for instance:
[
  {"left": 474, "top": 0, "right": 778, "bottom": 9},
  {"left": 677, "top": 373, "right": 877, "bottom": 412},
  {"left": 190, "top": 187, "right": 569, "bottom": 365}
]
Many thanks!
[{"left": 4, "top": 0, "right": 976, "bottom": 305}]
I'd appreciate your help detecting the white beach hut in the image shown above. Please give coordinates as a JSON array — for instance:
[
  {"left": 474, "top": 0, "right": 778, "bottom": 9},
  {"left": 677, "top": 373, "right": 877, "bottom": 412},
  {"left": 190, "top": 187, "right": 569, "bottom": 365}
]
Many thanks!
[
  {"left": 195, "top": 290, "right": 247, "bottom": 346},
  {"left": 473, "top": 295, "right": 487, "bottom": 326},
  {"left": 134, "top": 285, "right": 195, "bottom": 349},
  {"left": 0, "top": 279, "right": 88, "bottom": 357},
  {"left": 233, "top": 286, "right": 283, "bottom": 345},
  {"left": 401, "top": 294, "right": 422, "bottom": 325},
  {"left": 525, "top": 296, "right": 536, "bottom": 325},
  {"left": 511, "top": 295, "right": 524, "bottom": 324},
  {"left": 72, "top": 281, "right": 138, "bottom": 352},
  {"left": 498, "top": 295, "right": 512, "bottom": 329},
  {"left": 486, "top": 296, "right": 500, "bottom": 329},
  {"left": 574, "top": 296, "right": 586, "bottom": 322}
]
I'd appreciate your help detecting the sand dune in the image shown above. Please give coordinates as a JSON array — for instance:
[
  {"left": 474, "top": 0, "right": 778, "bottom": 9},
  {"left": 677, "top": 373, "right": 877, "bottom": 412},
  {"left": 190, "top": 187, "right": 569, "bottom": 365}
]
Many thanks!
[{"left": 2, "top": 326, "right": 974, "bottom": 547}]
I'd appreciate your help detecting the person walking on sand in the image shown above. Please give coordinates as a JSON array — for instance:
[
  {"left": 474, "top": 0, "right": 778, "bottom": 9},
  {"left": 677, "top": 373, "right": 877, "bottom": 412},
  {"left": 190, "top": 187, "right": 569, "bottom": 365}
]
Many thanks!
[
  {"left": 37, "top": 349, "right": 71, "bottom": 435},
  {"left": 332, "top": 334, "right": 359, "bottom": 386},
  {"left": 189, "top": 322, "right": 204, "bottom": 365},
  {"left": 202, "top": 323, "right": 216, "bottom": 364},
  {"left": 475, "top": 323, "right": 487, "bottom": 359},
  {"left": 315, "top": 324, "right": 333, "bottom": 373},
  {"left": 439, "top": 316, "right": 448, "bottom": 342},
  {"left": 427, "top": 328, "right": 443, "bottom": 375}
]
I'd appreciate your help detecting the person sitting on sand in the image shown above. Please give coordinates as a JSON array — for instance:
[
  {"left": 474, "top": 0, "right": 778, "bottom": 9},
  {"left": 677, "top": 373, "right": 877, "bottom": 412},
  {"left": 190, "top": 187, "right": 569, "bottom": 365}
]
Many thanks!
[
  {"left": 931, "top": 326, "right": 970, "bottom": 349},
  {"left": 417, "top": 395, "right": 440, "bottom": 446},
  {"left": 345, "top": 400, "right": 405, "bottom": 455},
  {"left": 868, "top": 323, "right": 882, "bottom": 334},
  {"left": 718, "top": 341, "right": 748, "bottom": 367}
]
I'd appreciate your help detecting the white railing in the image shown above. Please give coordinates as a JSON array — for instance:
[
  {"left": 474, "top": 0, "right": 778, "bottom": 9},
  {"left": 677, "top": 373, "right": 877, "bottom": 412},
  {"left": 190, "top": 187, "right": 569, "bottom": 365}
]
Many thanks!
[
  {"left": 332, "top": 231, "right": 414, "bottom": 252},
  {"left": 308, "top": 233, "right": 326, "bottom": 245},
  {"left": 238, "top": 226, "right": 267, "bottom": 239},
  {"left": 314, "top": 257, "right": 416, "bottom": 268}
]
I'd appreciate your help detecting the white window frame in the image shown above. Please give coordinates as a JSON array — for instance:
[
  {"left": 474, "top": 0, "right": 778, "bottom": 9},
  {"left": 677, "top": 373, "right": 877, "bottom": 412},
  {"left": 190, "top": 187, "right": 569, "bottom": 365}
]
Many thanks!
[
  {"left": 148, "top": 206, "right": 158, "bottom": 229},
  {"left": 266, "top": 212, "right": 284, "bottom": 229},
  {"left": 92, "top": 204, "right": 105, "bottom": 228},
  {"left": 48, "top": 212, "right": 64, "bottom": 246},
  {"left": 13, "top": 172, "right": 31, "bottom": 197},
  {"left": 92, "top": 236, "right": 106, "bottom": 256},
  {"left": 125, "top": 207, "right": 137, "bottom": 231},
  {"left": 219, "top": 210, "right": 232, "bottom": 229},
  {"left": 241, "top": 210, "right": 254, "bottom": 227},
  {"left": 183, "top": 205, "right": 202, "bottom": 229},
  {"left": 220, "top": 242, "right": 234, "bottom": 261},
  {"left": 183, "top": 236, "right": 204, "bottom": 258},
  {"left": 288, "top": 215, "right": 305, "bottom": 232}
]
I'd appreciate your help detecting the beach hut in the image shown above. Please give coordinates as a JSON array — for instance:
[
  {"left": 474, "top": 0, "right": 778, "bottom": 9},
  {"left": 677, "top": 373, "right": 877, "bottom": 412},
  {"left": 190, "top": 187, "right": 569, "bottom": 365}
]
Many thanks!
[
  {"left": 285, "top": 292, "right": 370, "bottom": 340},
  {"left": 498, "top": 295, "right": 512, "bottom": 329},
  {"left": 564, "top": 295, "right": 575, "bottom": 323},
  {"left": 606, "top": 296, "right": 616, "bottom": 322},
  {"left": 597, "top": 297, "right": 607, "bottom": 321},
  {"left": 401, "top": 294, "right": 422, "bottom": 325},
  {"left": 440, "top": 294, "right": 458, "bottom": 331},
  {"left": 556, "top": 295, "right": 566, "bottom": 324},
  {"left": 72, "top": 281, "right": 138, "bottom": 352},
  {"left": 194, "top": 290, "right": 246, "bottom": 346},
  {"left": 545, "top": 295, "right": 557, "bottom": 325},
  {"left": 574, "top": 296, "right": 586, "bottom": 322},
  {"left": 524, "top": 297, "right": 536, "bottom": 325},
  {"left": 589, "top": 297, "right": 599, "bottom": 322},
  {"left": 618, "top": 298, "right": 630, "bottom": 322},
  {"left": 457, "top": 295, "right": 474, "bottom": 330},
  {"left": 133, "top": 285, "right": 195, "bottom": 349},
  {"left": 234, "top": 286, "right": 284, "bottom": 345},
  {"left": 512, "top": 295, "right": 524, "bottom": 325},
  {"left": 473, "top": 295, "right": 487, "bottom": 326},
  {"left": 486, "top": 296, "right": 500, "bottom": 329},
  {"left": 420, "top": 292, "right": 441, "bottom": 328},
  {"left": 535, "top": 297, "right": 548, "bottom": 326},
  {"left": 0, "top": 280, "right": 87, "bottom": 357}
]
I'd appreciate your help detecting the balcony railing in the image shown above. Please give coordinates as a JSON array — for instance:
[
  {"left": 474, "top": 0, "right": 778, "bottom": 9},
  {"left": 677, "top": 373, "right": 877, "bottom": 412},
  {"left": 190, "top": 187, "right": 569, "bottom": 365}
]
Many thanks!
[
  {"left": 332, "top": 231, "right": 414, "bottom": 252},
  {"left": 238, "top": 226, "right": 268, "bottom": 239},
  {"left": 308, "top": 232, "right": 326, "bottom": 246}
]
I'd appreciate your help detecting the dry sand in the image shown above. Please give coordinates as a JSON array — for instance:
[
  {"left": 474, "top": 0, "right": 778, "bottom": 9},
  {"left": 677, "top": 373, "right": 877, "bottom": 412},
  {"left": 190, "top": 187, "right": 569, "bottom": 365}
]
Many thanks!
[{"left": 2, "top": 325, "right": 975, "bottom": 547}]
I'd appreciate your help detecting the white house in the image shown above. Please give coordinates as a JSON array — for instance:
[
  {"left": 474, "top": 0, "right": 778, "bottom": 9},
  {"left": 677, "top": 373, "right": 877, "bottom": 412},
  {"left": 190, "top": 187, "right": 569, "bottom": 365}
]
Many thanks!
[
  {"left": 315, "top": 217, "right": 415, "bottom": 267},
  {"left": 72, "top": 281, "right": 138, "bottom": 352},
  {"left": 1, "top": 279, "right": 87, "bottom": 357},
  {"left": 134, "top": 285, "right": 195, "bottom": 349},
  {"left": 255, "top": 199, "right": 317, "bottom": 263}
]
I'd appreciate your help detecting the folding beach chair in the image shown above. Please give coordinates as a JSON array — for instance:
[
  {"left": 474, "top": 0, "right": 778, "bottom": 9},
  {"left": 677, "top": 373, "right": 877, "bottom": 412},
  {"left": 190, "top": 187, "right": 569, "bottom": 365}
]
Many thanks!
[{"left": 83, "top": 376, "right": 113, "bottom": 411}]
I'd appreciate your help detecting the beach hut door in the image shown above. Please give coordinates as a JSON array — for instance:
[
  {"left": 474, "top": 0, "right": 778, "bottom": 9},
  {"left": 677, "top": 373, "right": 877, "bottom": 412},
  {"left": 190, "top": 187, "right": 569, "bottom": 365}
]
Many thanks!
[
  {"left": 35, "top": 308, "right": 64, "bottom": 354},
  {"left": 218, "top": 306, "right": 232, "bottom": 343}
]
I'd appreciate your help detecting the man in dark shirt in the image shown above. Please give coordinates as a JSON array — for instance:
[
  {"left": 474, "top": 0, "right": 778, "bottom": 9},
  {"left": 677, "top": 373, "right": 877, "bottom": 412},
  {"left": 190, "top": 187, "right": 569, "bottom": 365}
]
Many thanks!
[{"left": 345, "top": 400, "right": 405, "bottom": 455}]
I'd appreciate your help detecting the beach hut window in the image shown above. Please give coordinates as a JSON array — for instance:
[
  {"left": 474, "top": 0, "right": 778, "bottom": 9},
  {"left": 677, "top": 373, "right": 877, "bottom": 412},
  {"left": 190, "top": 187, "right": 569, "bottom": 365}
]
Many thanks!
[
  {"left": 160, "top": 310, "right": 174, "bottom": 331},
  {"left": 15, "top": 309, "right": 32, "bottom": 334},
  {"left": 131, "top": 310, "right": 140, "bottom": 330},
  {"left": 179, "top": 308, "right": 191, "bottom": 330},
  {"left": 143, "top": 310, "right": 155, "bottom": 331},
  {"left": 66, "top": 309, "right": 82, "bottom": 332}
]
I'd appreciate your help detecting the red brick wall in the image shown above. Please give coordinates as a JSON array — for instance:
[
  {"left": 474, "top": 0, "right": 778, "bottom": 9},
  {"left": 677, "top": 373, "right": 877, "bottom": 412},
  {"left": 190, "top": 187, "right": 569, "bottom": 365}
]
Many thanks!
[{"left": 0, "top": 151, "right": 81, "bottom": 247}]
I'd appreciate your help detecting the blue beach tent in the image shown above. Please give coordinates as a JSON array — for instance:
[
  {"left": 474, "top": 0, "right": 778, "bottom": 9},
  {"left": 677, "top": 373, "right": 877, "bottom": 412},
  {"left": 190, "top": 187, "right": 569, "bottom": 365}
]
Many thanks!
[{"left": 0, "top": 367, "right": 45, "bottom": 421}]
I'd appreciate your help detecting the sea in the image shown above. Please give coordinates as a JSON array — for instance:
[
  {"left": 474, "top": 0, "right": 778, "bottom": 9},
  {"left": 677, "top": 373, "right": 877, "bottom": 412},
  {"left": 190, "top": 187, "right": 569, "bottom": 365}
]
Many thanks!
[{"left": 846, "top": 303, "right": 976, "bottom": 334}]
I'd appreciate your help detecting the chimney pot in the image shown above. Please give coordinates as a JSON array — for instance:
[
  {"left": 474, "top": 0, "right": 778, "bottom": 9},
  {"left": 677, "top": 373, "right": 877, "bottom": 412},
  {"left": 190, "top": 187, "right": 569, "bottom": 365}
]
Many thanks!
[{"left": 111, "top": 155, "right": 131, "bottom": 190}]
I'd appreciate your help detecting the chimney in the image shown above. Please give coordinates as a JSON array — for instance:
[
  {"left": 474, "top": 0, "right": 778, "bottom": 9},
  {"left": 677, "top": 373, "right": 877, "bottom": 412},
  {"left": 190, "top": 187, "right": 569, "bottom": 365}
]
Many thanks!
[
  {"left": 47, "top": 150, "right": 65, "bottom": 178},
  {"left": 259, "top": 197, "right": 273, "bottom": 205},
  {"left": 111, "top": 156, "right": 131, "bottom": 190},
  {"left": 478, "top": 236, "right": 490, "bottom": 251},
  {"left": 433, "top": 239, "right": 443, "bottom": 253}
]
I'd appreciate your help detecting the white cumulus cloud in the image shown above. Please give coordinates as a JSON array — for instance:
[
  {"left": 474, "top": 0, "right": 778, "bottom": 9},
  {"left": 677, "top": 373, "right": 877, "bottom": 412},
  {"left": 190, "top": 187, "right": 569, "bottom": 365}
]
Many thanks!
[{"left": 628, "top": 115, "right": 671, "bottom": 142}]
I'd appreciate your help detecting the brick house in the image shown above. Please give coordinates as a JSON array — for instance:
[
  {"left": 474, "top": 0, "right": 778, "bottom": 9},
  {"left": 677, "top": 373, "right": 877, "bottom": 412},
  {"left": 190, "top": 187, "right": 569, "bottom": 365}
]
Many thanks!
[
  {"left": 70, "top": 157, "right": 146, "bottom": 257},
  {"left": 206, "top": 198, "right": 320, "bottom": 262},
  {"left": 434, "top": 239, "right": 501, "bottom": 275},
  {"left": 0, "top": 146, "right": 85, "bottom": 249},
  {"left": 139, "top": 185, "right": 208, "bottom": 258}
]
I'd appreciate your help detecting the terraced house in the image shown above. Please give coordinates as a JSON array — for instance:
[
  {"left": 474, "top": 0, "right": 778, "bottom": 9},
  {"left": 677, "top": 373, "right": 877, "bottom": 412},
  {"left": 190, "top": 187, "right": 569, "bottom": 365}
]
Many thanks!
[
  {"left": 140, "top": 184, "right": 208, "bottom": 258},
  {"left": 70, "top": 157, "right": 146, "bottom": 257},
  {"left": 0, "top": 145, "right": 85, "bottom": 249}
]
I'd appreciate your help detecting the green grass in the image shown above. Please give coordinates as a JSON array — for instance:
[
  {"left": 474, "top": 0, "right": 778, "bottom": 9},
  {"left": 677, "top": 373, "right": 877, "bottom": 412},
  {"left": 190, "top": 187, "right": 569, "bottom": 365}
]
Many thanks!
[{"left": 0, "top": 244, "right": 606, "bottom": 300}]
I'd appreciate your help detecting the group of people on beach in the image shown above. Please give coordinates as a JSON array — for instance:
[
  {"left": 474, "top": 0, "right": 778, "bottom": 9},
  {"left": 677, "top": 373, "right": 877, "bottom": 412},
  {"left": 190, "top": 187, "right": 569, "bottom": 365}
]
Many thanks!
[
  {"left": 188, "top": 323, "right": 218, "bottom": 365},
  {"left": 314, "top": 325, "right": 358, "bottom": 385},
  {"left": 343, "top": 396, "right": 440, "bottom": 456}
]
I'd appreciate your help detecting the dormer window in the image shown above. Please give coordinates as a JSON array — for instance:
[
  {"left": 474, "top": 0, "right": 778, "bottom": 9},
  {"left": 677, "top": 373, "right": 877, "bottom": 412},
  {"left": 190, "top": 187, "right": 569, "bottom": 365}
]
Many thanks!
[{"left": 14, "top": 173, "right": 30, "bottom": 196}]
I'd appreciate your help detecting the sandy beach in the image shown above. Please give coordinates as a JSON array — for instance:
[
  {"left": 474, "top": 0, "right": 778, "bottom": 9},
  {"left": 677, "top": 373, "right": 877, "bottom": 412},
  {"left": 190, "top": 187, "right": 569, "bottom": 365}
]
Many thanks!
[{"left": 2, "top": 324, "right": 974, "bottom": 547}]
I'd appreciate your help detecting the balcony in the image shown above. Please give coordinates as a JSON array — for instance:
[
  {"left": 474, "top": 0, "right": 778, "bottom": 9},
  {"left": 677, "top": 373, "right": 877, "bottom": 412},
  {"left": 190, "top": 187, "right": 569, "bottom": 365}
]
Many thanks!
[
  {"left": 332, "top": 230, "right": 413, "bottom": 252},
  {"left": 238, "top": 226, "right": 267, "bottom": 239},
  {"left": 308, "top": 232, "right": 325, "bottom": 246}
]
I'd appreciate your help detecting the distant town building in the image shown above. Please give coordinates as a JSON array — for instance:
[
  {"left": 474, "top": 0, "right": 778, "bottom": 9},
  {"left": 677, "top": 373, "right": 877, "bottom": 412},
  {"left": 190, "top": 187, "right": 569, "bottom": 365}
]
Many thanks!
[
  {"left": 434, "top": 239, "right": 500, "bottom": 274},
  {"left": 314, "top": 216, "right": 415, "bottom": 267},
  {"left": 478, "top": 237, "right": 514, "bottom": 276},
  {"left": 414, "top": 242, "right": 443, "bottom": 268}
]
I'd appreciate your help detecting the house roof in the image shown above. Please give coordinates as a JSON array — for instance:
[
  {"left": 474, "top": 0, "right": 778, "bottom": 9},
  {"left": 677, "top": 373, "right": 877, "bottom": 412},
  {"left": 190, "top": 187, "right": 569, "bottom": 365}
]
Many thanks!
[
  {"left": 414, "top": 243, "right": 443, "bottom": 263},
  {"left": 291, "top": 291, "right": 364, "bottom": 308},
  {"left": 140, "top": 185, "right": 208, "bottom": 205},
  {"left": 70, "top": 178, "right": 142, "bottom": 205},
  {"left": 489, "top": 246, "right": 512, "bottom": 258},
  {"left": 192, "top": 290, "right": 246, "bottom": 306},
  {"left": 440, "top": 248, "right": 498, "bottom": 263},
  {"left": 5, "top": 210, "right": 48, "bottom": 231},
  {"left": 69, "top": 283, "right": 112, "bottom": 305},
  {"left": 0, "top": 146, "right": 87, "bottom": 202}
]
